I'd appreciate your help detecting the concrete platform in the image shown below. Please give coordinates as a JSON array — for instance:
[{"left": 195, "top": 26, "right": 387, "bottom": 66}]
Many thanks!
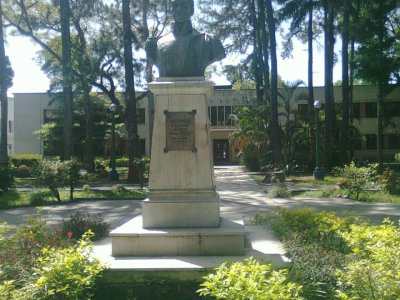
[
  {"left": 110, "top": 215, "right": 246, "bottom": 256},
  {"left": 94, "top": 217, "right": 289, "bottom": 282}
]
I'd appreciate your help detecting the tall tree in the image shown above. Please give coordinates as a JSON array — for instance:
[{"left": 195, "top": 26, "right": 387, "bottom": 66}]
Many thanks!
[
  {"left": 278, "top": 0, "right": 319, "bottom": 110},
  {"left": 0, "top": 0, "right": 9, "bottom": 166},
  {"left": 265, "top": 0, "right": 282, "bottom": 165},
  {"left": 60, "top": 0, "right": 74, "bottom": 160},
  {"left": 340, "top": 0, "right": 350, "bottom": 164},
  {"left": 322, "top": 0, "right": 337, "bottom": 171},
  {"left": 122, "top": 0, "right": 139, "bottom": 182}
]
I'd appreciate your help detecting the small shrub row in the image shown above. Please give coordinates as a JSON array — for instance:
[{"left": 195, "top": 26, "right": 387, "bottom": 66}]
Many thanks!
[{"left": 10, "top": 154, "right": 42, "bottom": 168}]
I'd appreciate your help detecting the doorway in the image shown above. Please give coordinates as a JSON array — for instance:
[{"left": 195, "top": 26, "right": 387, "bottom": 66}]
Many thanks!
[{"left": 213, "top": 139, "right": 230, "bottom": 164}]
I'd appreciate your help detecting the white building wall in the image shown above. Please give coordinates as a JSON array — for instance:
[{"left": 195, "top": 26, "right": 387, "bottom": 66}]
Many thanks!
[{"left": 13, "top": 93, "right": 54, "bottom": 155}]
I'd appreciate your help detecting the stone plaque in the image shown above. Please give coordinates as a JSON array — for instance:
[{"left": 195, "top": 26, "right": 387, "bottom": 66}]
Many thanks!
[{"left": 164, "top": 110, "right": 196, "bottom": 152}]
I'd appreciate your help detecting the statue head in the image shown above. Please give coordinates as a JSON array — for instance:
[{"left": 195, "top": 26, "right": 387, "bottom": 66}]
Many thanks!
[{"left": 172, "top": 0, "right": 194, "bottom": 22}]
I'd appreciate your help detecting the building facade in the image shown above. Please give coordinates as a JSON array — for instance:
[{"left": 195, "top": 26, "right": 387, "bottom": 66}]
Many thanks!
[{"left": 8, "top": 84, "right": 400, "bottom": 163}]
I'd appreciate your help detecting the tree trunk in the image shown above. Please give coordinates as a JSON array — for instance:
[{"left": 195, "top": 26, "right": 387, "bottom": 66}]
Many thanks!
[
  {"left": 265, "top": 0, "right": 281, "bottom": 165},
  {"left": 122, "top": 0, "right": 139, "bottom": 182},
  {"left": 307, "top": 4, "right": 314, "bottom": 110},
  {"left": 60, "top": 0, "right": 74, "bottom": 160},
  {"left": 257, "top": 0, "right": 270, "bottom": 101},
  {"left": 249, "top": 0, "right": 264, "bottom": 104},
  {"left": 341, "top": 1, "right": 350, "bottom": 164},
  {"left": 323, "top": 0, "right": 335, "bottom": 171},
  {"left": 73, "top": 17, "right": 95, "bottom": 172},
  {"left": 0, "top": 1, "right": 8, "bottom": 167}
]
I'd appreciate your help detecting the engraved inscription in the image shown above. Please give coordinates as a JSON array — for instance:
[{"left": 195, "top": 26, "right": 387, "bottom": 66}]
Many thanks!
[{"left": 165, "top": 111, "right": 196, "bottom": 152}]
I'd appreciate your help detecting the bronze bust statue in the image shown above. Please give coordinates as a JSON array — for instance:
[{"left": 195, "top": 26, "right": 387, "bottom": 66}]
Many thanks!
[{"left": 146, "top": 0, "right": 226, "bottom": 77}]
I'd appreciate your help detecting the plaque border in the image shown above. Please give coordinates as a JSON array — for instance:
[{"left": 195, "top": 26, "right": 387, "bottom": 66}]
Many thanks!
[{"left": 164, "top": 110, "right": 197, "bottom": 153}]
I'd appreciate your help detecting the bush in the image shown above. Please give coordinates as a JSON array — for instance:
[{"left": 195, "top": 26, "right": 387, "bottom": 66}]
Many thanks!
[
  {"left": 268, "top": 183, "right": 291, "bottom": 198},
  {"left": 115, "top": 156, "right": 129, "bottom": 167},
  {"left": 240, "top": 144, "right": 260, "bottom": 172},
  {"left": 60, "top": 212, "right": 109, "bottom": 241},
  {"left": 22, "top": 231, "right": 106, "bottom": 300},
  {"left": 29, "top": 191, "right": 53, "bottom": 206},
  {"left": 34, "top": 159, "right": 86, "bottom": 201},
  {"left": 10, "top": 154, "right": 42, "bottom": 169},
  {"left": 15, "top": 164, "right": 32, "bottom": 178},
  {"left": 198, "top": 258, "right": 303, "bottom": 300},
  {"left": 336, "top": 220, "right": 400, "bottom": 300},
  {"left": 333, "top": 162, "right": 377, "bottom": 201},
  {"left": 0, "top": 167, "right": 14, "bottom": 193},
  {"left": 379, "top": 168, "right": 398, "bottom": 194}
]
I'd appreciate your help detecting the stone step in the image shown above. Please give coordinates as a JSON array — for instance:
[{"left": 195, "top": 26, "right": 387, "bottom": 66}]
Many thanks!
[{"left": 110, "top": 215, "right": 246, "bottom": 256}]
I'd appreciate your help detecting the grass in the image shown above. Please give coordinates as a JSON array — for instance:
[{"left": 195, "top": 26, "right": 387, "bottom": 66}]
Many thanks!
[
  {"left": 0, "top": 188, "right": 148, "bottom": 209},
  {"left": 292, "top": 187, "right": 400, "bottom": 203},
  {"left": 252, "top": 171, "right": 400, "bottom": 204}
]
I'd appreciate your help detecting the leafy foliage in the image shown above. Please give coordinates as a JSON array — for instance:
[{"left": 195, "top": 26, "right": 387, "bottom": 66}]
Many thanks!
[
  {"left": 268, "top": 183, "right": 292, "bottom": 198},
  {"left": 333, "top": 162, "right": 378, "bottom": 201},
  {"left": 378, "top": 168, "right": 398, "bottom": 194},
  {"left": 255, "top": 208, "right": 400, "bottom": 300},
  {"left": 0, "top": 167, "right": 14, "bottom": 193},
  {"left": 60, "top": 212, "right": 109, "bottom": 241},
  {"left": 10, "top": 154, "right": 42, "bottom": 169},
  {"left": 198, "top": 258, "right": 303, "bottom": 300},
  {"left": 0, "top": 215, "right": 107, "bottom": 300},
  {"left": 336, "top": 220, "right": 400, "bottom": 300},
  {"left": 34, "top": 159, "right": 86, "bottom": 201}
]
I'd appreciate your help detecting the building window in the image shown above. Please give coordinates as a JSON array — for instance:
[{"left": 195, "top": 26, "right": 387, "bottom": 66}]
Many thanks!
[
  {"left": 365, "top": 102, "right": 377, "bottom": 118},
  {"left": 352, "top": 103, "right": 361, "bottom": 119},
  {"left": 8, "top": 120, "right": 13, "bottom": 134},
  {"left": 208, "top": 106, "right": 236, "bottom": 126},
  {"left": 388, "top": 134, "right": 400, "bottom": 150},
  {"left": 138, "top": 108, "right": 145, "bottom": 124},
  {"left": 139, "top": 139, "right": 146, "bottom": 156},
  {"left": 365, "top": 134, "right": 377, "bottom": 150},
  {"left": 225, "top": 106, "right": 233, "bottom": 126},
  {"left": 385, "top": 102, "right": 400, "bottom": 117}
]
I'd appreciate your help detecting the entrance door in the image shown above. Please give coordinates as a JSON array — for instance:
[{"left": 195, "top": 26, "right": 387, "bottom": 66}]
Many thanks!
[{"left": 213, "top": 139, "right": 230, "bottom": 164}]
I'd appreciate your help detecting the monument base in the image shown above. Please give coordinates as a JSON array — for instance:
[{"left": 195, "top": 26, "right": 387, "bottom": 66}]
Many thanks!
[
  {"left": 143, "top": 189, "right": 220, "bottom": 228},
  {"left": 110, "top": 215, "right": 245, "bottom": 256}
]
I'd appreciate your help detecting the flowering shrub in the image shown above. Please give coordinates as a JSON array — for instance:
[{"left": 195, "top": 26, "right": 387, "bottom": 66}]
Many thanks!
[
  {"left": 0, "top": 217, "right": 106, "bottom": 300},
  {"left": 60, "top": 212, "right": 109, "bottom": 241}
]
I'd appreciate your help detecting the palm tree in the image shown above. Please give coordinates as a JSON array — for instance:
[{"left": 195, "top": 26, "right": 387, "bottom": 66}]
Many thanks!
[
  {"left": 278, "top": 0, "right": 319, "bottom": 110},
  {"left": 278, "top": 80, "right": 308, "bottom": 166}
]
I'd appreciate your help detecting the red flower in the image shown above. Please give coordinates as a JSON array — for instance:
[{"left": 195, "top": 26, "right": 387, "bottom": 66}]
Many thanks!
[{"left": 66, "top": 231, "right": 73, "bottom": 239}]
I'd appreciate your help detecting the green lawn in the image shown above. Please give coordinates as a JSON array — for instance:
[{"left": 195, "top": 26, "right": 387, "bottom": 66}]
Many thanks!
[
  {"left": 0, "top": 188, "right": 148, "bottom": 209},
  {"left": 252, "top": 172, "right": 400, "bottom": 204}
]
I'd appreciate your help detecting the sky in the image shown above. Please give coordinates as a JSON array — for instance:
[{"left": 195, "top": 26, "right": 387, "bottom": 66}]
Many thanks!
[{"left": 4, "top": 24, "right": 342, "bottom": 96}]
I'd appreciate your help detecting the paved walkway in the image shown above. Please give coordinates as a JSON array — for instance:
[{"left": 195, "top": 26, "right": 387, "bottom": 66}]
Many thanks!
[
  {"left": 217, "top": 166, "right": 400, "bottom": 224},
  {"left": 1, "top": 165, "right": 399, "bottom": 230}
]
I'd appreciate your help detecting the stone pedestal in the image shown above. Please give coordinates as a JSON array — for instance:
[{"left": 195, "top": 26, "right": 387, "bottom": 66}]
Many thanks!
[
  {"left": 142, "top": 77, "right": 220, "bottom": 228},
  {"left": 110, "top": 77, "right": 245, "bottom": 257}
]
